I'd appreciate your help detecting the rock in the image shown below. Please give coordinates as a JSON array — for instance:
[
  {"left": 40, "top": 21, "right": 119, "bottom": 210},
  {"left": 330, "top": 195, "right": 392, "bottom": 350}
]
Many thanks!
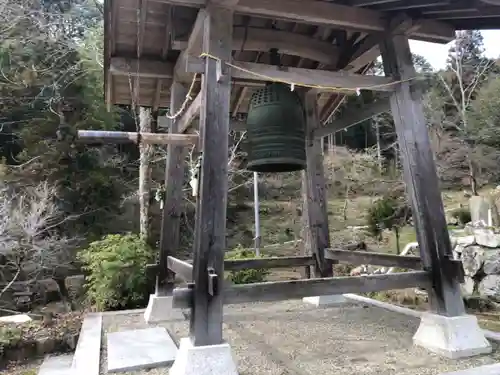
[
  {"left": 64, "top": 333, "right": 78, "bottom": 350},
  {"left": 464, "top": 296, "right": 496, "bottom": 311},
  {"left": 455, "top": 235, "right": 476, "bottom": 247},
  {"left": 469, "top": 196, "right": 491, "bottom": 225},
  {"left": 474, "top": 228, "right": 500, "bottom": 248},
  {"left": 461, "top": 245, "right": 486, "bottom": 277},
  {"left": 36, "top": 278, "right": 61, "bottom": 303},
  {"left": 483, "top": 250, "right": 500, "bottom": 275},
  {"left": 0, "top": 314, "right": 32, "bottom": 324},
  {"left": 478, "top": 275, "right": 500, "bottom": 301},
  {"left": 36, "top": 337, "right": 56, "bottom": 356},
  {"left": 460, "top": 276, "right": 476, "bottom": 296},
  {"left": 65, "top": 275, "right": 85, "bottom": 301},
  {"left": 350, "top": 265, "right": 367, "bottom": 276}
]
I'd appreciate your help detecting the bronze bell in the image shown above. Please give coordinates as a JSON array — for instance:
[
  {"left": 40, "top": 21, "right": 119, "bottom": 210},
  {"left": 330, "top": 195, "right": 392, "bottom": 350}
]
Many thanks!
[{"left": 245, "top": 82, "right": 307, "bottom": 173}]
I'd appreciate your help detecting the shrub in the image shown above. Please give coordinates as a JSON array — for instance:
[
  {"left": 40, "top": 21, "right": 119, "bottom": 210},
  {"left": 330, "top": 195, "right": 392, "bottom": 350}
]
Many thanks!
[
  {"left": 78, "top": 234, "right": 153, "bottom": 311},
  {"left": 0, "top": 325, "right": 22, "bottom": 356},
  {"left": 450, "top": 207, "right": 472, "bottom": 226},
  {"left": 225, "top": 245, "right": 270, "bottom": 284},
  {"left": 366, "top": 197, "right": 400, "bottom": 238},
  {"left": 366, "top": 196, "right": 411, "bottom": 253}
]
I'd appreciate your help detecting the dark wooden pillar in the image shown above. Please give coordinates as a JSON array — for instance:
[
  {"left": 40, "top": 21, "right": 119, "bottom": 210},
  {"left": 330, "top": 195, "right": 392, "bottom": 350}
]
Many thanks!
[
  {"left": 301, "top": 91, "right": 333, "bottom": 278},
  {"left": 190, "top": 5, "right": 233, "bottom": 346},
  {"left": 380, "top": 34, "right": 465, "bottom": 316},
  {"left": 157, "top": 82, "right": 188, "bottom": 295}
]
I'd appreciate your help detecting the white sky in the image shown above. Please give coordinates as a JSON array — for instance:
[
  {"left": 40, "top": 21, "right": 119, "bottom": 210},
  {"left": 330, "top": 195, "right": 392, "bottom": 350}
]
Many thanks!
[{"left": 409, "top": 30, "right": 500, "bottom": 70}]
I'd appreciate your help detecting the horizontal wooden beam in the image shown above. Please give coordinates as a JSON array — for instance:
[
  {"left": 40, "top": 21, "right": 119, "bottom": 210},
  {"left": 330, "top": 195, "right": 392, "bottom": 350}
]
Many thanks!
[
  {"left": 167, "top": 256, "right": 193, "bottom": 281},
  {"left": 112, "top": 56, "right": 394, "bottom": 93},
  {"left": 187, "top": 58, "right": 396, "bottom": 92},
  {"left": 172, "top": 26, "right": 340, "bottom": 66},
  {"left": 178, "top": 92, "right": 202, "bottom": 133},
  {"left": 314, "top": 98, "right": 391, "bottom": 138},
  {"left": 77, "top": 130, "right": 198, "bottom": 146},
  {"left": 172, "top": 271, "right": 431, "bottom": 308},
  {"left": 110, "top": 57, "right": 173, "bottom": 79},
  {"left": 325, "top": 249, "right": 422, "bottom": 269},
  {"left": 224, "top": 256, "right": 315, "bottom": 271},
  {"left": 155, "top": 0, "right": 455, "bottom": 44}
]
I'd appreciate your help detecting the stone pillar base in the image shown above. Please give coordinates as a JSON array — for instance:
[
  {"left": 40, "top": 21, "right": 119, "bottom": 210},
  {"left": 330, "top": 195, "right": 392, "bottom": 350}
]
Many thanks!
[
  {"left": 144, "top": 294, "right": 184, "bottom": 323},
  {"left": 413, "top": 313, "right": 492, "bottom": 359},
  {"left": 169, "top": 338, "right": 238, "bottom": 375},
  {"left": 302, "top": 295, "right": 347, "bottom": 307}
]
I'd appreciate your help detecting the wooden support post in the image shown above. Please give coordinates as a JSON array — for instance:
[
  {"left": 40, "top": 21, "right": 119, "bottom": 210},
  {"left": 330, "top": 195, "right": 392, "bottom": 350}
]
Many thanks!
[
  {"left": 157, "top": 82, "right": 189, "bottom": 295},
  {"left": 190, "top": 5, "right": 233, "bottom": 346},
  {"left": 302, "top": 92, "right": 333, "bottom": 278},
  {"left": 380, "top": 34, "right": 465, "bottom": 317}
]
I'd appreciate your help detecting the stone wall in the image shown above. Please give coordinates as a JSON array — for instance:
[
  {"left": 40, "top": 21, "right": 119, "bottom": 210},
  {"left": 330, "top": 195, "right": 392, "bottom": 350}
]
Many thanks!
[{"left": 451, "top": 223, "right": 500, "bottom": 301}]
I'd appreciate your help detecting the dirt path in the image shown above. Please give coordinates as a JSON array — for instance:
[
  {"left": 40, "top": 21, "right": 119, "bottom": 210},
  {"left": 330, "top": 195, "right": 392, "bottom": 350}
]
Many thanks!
[{"left": 101, "top": 300, "right": 500, "bottom": 375}]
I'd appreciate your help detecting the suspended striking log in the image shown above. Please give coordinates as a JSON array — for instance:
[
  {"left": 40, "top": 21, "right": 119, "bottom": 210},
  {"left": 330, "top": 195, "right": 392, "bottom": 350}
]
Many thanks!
[{"left": 77, "top": 130, "right": 198, "bottom": 146}]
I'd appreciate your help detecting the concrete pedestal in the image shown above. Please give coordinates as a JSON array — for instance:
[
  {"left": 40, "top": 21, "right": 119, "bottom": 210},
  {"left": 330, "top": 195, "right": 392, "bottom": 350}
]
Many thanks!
[
  {"left": 413, "top": 313, "right": 492, "bottom": 359},
  {"left": 169, "top": 338, "right": 238, "bottom": 375},
  {"left": 302, "top": 294, "right": 347, "bottom": 307},
  {"left": 144, "top": 294, "right": 184, "bottom": 323}
]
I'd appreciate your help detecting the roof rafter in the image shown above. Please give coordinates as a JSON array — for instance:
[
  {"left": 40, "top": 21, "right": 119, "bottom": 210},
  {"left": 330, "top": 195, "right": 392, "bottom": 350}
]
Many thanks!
[
  {"left": 171, "top": 26, "right": 341, "bottom": 66},
  {"left": 153, "top": 0, "right": 455, "bottom": 43}
]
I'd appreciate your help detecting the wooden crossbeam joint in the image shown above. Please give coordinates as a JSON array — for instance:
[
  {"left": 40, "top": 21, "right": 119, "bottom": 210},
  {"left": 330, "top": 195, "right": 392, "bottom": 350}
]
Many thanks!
[
  {"left": 177, "top": 267, "right": 220, "bottom": 297},
  {"left": 425, "top": 255, "right": 465, "bottom": 284}
]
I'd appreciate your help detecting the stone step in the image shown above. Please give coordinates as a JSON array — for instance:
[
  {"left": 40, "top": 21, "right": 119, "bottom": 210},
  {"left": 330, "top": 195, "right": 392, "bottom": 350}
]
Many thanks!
[
  {"left": 71, "top": 313, "right": 102, "bottom": 375},
  {"left": 38, "top": 354, "right": 73, "bottom": 375},
  {"left": 439, "top": 363, "right": 500, "bottom": 375}
]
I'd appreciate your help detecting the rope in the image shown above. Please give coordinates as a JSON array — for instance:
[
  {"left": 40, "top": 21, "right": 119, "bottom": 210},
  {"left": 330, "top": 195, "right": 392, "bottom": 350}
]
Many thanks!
[
  {"left": 199, "top": 52, "right": 415, "bottom": 92},
  {"left": 164, "top": 73, "right": 198, "bottom": 120}
]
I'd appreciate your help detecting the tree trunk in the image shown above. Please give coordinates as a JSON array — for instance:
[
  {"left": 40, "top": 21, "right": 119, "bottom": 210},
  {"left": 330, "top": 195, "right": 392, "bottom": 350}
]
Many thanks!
[
  {"left": 466, "top": 152, "right": 479, "bottom": 196},
  {"left": 394, "top": 227, "right": 400, "bottom": 255},
  {"left": 374, "top": 118, "right": 383, "bottom": 172},
  {"left": 139, "top": 107, "right": 153, "bottom": 244}
]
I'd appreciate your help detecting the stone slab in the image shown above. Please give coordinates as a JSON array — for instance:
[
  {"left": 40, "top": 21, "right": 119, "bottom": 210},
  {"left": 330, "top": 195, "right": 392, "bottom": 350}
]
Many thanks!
[
  {"left": 144, "top": 294, "right": 185, "bottom": 323},
  {"left": 439, "top": 363, "right": 500, "bottom": 375},
  {"left": 72, "top": 313, "right": 102, "bottom": 375},
  {"left": 413, "top": 313, "right": 492, "bottom": 359},
  {"left": 107, "top": 327, "right": 178, "bottom": 373},
  {"left": 38, "top": 354, "right": 73, "bottom": 375},
  {"left": 303, "top": 294, "right": 347, "bottom": 307},
  {"left": 0, "top": 314, "right": 32, "bottom": 324},
  {"left": 170, "top": 337, "right": 238, "bottom": 375}
]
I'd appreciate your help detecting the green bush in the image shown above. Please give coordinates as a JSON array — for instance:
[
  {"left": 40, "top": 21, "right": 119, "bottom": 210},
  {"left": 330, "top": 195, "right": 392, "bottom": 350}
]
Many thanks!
[
  {"left": 78, "top": 234, "right": 153, "bottom": 311},
  {"left": 366, "top": 197, "right": 400, "bottom": 238},
  {"left": 0, "top": 325, "right": 22, "bottom": 356},
  {"left": 450, "top": 207, "right": 472, "bottom": 226},
  {"left": 366, "top": 196, "right": 411, "bottom": 253},
  {"left": 225, "top": 245, "right": 270, "bottom": 284}
]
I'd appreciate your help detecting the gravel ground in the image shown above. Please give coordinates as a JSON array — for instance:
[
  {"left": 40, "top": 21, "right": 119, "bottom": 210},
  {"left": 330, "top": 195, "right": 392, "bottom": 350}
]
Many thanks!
[{"left": 100, "top": 300, "right": 500, "bottom": 375}]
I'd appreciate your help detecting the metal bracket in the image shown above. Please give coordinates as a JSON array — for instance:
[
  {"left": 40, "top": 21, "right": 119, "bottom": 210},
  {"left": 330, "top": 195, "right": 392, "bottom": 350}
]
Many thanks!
[
  {"left": 216, "top": 60, "right": 228, "bottom": 83},
  {"left": 207, "top": 267, "right": 219, "bottom": 297},
  {"left": 181, "top": 269, "right": 219, "bottom": 300}
]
